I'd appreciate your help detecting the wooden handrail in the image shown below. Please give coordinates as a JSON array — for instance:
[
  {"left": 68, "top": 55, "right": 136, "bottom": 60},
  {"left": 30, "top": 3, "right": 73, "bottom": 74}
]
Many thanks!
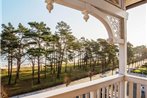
[
  {"left": 125, "top": 74, "right": 147, "bottom": 98},
  {"left": 23, "top": 74, "right": 147, "bottom": 98},
  {"left": 125, "top": 74, "right": 147, "bottom": 85},
  {"left": 24, "top": 74, "right": 124, "bottom": 98}
]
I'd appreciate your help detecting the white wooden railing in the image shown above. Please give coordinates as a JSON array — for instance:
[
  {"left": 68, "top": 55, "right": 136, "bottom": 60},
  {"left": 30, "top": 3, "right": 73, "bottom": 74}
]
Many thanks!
[
  {"left": 125, "top": 75, "right": 147, "bottom": 98},
  {"left": 24, "top": 74, "right": 147, "bottom": 98},
  {"left": 24, "top": 75, "right": 123, "bottom": 98}
]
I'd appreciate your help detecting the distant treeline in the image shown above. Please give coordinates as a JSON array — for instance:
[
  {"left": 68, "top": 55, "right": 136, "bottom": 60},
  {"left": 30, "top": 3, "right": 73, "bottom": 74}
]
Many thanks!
[{"left": 1, "top": 21, "right": 147, "bottom": 85}]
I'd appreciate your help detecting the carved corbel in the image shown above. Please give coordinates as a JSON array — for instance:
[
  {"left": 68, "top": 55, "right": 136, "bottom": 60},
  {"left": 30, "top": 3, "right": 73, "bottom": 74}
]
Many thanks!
[
  {"left": 45, "top": 0, "right": 54, "bottom": 13},
  {"left": 82, "top": 10, "right": 89, "bottom": 22}
]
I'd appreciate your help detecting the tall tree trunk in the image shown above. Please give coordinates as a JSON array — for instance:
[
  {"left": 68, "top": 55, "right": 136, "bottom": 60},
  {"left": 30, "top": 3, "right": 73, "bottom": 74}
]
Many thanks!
[
  {"left": 112, "top": 59, "right": 114, "bottom": 75},
  {"left": 31, "top": 59, "right": 35, "bottom": 83},
  {"left": 85, "top": 60, "right": 88, "bottom": 71},
  {"left": 8, "top": 55, "right": 13, "bottom": 85},
  {"left": 8, "top": 57, "right": 10, "bottom": 76},
  {"left": 65, "top": 61, "right": 67, "bottom": 72},
  {"left": 92, "top": 61, "right": 96, "bottom": 71},
  {"left": 37, "top": 56, "right": 40, "bottom": 84},
  {"left": 44, "top": 57, "right": 47, "bottom": 78},
  {"left": 80, "top": 54, "right": 82, "bottom": 68},
  {"left": 57, "top": 63, "right": 61, "bottom": 79},
  {"left": 90, "top": 58, "right": 92, "bottom": 68},
  {"left": 65, "top": 51, "right": 68, "bottom": 72},
  {"left": 78, "top": 59, "right": 80, "bottom": 68},
  {"left": 101, "top": 59, "right": 104, "bottom": 74},
  {"left": 73, "top": 57, "right": 76, "bottom": 69},
  {"left": 14, "top": 58, "right": 21, "bottom": 84},
  {"left": 57, "top": 52, "right": 64, "bottom": 79},
  {"left": 57, "top": 55, "right": 62, "bottom": 79}
]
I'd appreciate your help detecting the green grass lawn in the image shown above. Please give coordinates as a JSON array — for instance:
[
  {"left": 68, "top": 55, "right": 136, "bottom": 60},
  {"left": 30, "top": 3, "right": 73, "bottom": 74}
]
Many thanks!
[
  {"left": 132, "top": 66, "right": 147, "bottom": 75},
  {"left": 1, "top": 65, "right": 101, "bottom": 97}
]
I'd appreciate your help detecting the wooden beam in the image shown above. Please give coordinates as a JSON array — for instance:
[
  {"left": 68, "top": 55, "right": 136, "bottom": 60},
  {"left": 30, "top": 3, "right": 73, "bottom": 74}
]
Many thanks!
[
  {"left": 79, "top": 0, "right": 127, "bottom": 18},
  {"left": 126, "top": 0, "right": 143, "bottom": 6},
  {"left": 54, "top": 0, "right": 115, "bottom": 43},
  {"left": 55, "top": 0, "right": 84, "bottom": 12},
  {"left": 126, "top": 0, "right": 147, "bottom": 9}
]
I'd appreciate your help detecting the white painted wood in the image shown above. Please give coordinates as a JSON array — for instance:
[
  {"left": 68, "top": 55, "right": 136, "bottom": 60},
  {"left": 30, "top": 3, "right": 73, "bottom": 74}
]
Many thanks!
[
  {"left": 129, "top": 82, "right": 133, "bottom": 98},
  {"left": 119, "top": 80, "right": 127, "bottom": 98},
  {"left": 93, "top": 90, "right": 97, "bottom": 98},
  {"left": 52, "top": 0, "right": 127, "bottom": 44},
  {"left": 116, "top": 83, "right": 119, "bottom": 98},
  {"left": 22, "top": 74, "right": 147, "bottom": 98},
  {"left": 125, "top": 74, "right": 147, "bottom": 84},
  {"left": 85, "top": 93, "right": 90, "bottom": 98},
  {"left": 102, "top": 88, "right": 105, "bottom": 98},
  {"left": 79, "top": 95, "right": 83, "bottom": 98},
  {"left": 145, "top": 85, "right": 147, "bottom": 98},
  {"left": 111, "top": 84, "right": 113, "bottom": 98},
  {"left": 119, "top": 18, "right": 127, "bottom": 98},
  {"left": 106, "top": 87, "right": 109, "bottom": 98},
  {"left": 46, "top": 0, "right": 129, "bottom": 45},
  {"left": 24, "top": 75, "right": 123, "bottom": 98},
  {"left": 97, "top": 89, "right": 100, "bottom": 98},
  {"left": 56, "top": 0, "right": 124, "bottom": 43},
  {"left": 54, "top": 0, "right": 116, "bottom": 44},
  {"left": 118, "top": 82, "right": 120, "bottom": 98},
  {"left": 114, "top": 83, "right": 117, "bottom": 98},
  {"left": 89, "top": 92, "right": 92, "bottom": 98},
  {"left": 119, "top": 19, "right": 127, "bottom": 75},
  {"left": 125, "top": 75, "right": 147, "bottom": 98},
  {"left": 79, "top": 0, "right": 127, "bottom": 18},
  {"left": 137, "top": 83, "right": 141, "bottom": 98}
]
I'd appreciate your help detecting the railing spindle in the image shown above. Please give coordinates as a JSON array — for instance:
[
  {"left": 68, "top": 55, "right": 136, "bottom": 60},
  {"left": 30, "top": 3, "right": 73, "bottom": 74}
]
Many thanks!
[
  {"left": 137, "top": 83, "right": 141, "bottom": 98},
  {"left": 93, "top": 90, "right": 97, "bottom": 98},
  {"left": 85, "top": 93, "right": 90, "bottom": 98},
  {"left": 102, "top": 88, "right": 105, "bottom": 98},
  {"left": 106, "top": 86, "right": 109, "bottom": 98},
  {"left": 111, "top": 84, "right": 113, "bottom": 98},
  {"left": 118, "top": 82, "right": 120, "bottom": 98},
  {"left": 129, "top": 82, "right": 133, "bottom": 98},
  {"left": 78, "top": 95, "right": 83, "bottom": 98},
  {"left": 23, "top": 75, "right": 128, "bottom": 98},
  {"left": 145, "top": 85, "right": 147, "bottom": 98},
  {"left": 114, "top": 83, "right": 117, "bottom": 98},
  {"left": 97, "top": 89, "right": 100, "bottom": 98}
]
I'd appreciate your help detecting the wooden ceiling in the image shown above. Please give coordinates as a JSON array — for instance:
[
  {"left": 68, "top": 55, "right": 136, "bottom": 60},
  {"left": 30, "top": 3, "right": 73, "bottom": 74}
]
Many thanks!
[{"left": 126, "top": 0, "right": 147, "bottom": 9}]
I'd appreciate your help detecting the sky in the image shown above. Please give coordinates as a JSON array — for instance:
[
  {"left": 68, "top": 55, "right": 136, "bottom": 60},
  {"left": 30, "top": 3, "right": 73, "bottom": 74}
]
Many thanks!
[
  {"left": 1, "top": 0, "right": 147, "bottom": 46},
  {"left": 127, "top": 4, "right": 147, "bottom": 46}
]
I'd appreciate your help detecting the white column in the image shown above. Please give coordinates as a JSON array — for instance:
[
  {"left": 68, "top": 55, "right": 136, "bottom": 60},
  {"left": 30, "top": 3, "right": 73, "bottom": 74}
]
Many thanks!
[
  {"left": 119, "top": 43, "right": 127, "bottom": 75},
  {"left": 119, "top": 18, "right": 127, "bottom": 98}
]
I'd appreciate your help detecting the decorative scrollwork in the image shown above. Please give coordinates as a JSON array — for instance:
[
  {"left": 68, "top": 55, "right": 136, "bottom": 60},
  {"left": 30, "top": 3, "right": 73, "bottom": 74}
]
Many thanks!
[
  {"left": 107, "top": 16, "right": 121, "bottom": 43},
  {"left": 45, "top": 0, "right": 54, "bottom": 13}
]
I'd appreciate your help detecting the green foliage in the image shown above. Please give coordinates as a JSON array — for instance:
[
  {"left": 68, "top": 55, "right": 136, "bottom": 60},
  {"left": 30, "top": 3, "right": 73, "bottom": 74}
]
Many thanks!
[
  {"left": 1, "top": 21, "right": 147, "bottom": 97},
  {"left": 127, "top": 42, "right": 134, "bottom": 64},
  {"left": 132, "top": 67, "right": 147, "bottom": 75}
]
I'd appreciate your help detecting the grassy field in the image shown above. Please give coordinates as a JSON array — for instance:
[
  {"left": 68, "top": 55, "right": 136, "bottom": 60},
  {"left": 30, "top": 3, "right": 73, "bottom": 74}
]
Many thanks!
[
  {"left": 1, "top": 65, "right": 102, "bottom": 97},
  {"left": 132, "top": 63, "right": 147, "bottom": 75}
]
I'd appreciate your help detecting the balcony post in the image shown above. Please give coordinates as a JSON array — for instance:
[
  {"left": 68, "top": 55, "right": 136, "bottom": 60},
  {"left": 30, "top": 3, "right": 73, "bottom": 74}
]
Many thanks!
[{"left": 118, "top": 8, "right": 128, "bottom": 98}]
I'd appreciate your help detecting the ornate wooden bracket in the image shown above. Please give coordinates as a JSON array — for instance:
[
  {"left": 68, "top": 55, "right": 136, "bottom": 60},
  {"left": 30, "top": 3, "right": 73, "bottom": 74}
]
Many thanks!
[{"left": 45, "top": 0, "right": 127, "bottom": 44}]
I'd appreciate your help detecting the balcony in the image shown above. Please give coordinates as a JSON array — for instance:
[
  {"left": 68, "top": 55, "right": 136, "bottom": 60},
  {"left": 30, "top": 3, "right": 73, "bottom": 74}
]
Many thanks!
[
  {"left": 25, "top": 1, "right": 147, "bottom": 98},
  {"left": 1, "top": 0, "right": 146, "bottom": 98},
  {"left": 23, "top": 74, "right": 147, "bottom": 98}
]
